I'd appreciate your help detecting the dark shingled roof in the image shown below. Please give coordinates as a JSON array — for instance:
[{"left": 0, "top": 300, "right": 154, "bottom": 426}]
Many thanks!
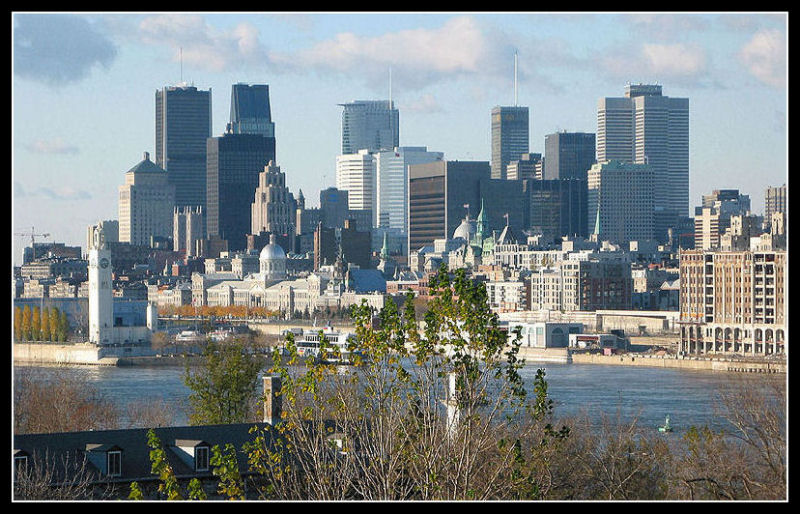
[{"left": 126, "top": 153, "right": 166, "bottom": 174}]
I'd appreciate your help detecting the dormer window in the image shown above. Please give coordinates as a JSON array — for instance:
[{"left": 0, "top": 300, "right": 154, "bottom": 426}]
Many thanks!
[
  {"left": 195, "top": 446, "right": 209, "bottom": 472},
  {"left": 107, "top": 450, "right": 122, "bottom": 477}
]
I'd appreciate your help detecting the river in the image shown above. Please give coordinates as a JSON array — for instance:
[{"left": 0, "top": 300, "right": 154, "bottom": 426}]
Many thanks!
[{"left": 15, "top": 360, "right": 773, "bottom": 433}]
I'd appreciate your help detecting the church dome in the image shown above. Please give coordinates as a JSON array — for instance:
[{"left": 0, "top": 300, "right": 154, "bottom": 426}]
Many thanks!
[
  {"left": 259, "top": 234, "right": 286, "bottom": 262},
  {"left": 452, "top": 218, "right": 475, "bottom": 242}
]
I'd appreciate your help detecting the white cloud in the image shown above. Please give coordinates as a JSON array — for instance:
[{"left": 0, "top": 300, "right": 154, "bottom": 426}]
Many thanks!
[
  {"left": 138, "top": 14, "right": 270, "bottom": 72},
  {"left": 26, "top": 137, "right": 79, "bottom": 155},
  {"left": 624, "top": 14, "right": 710, "bottom": 40},
  {"left": 403, "top": 94, "right": 443, "bottom": 114},
  {"left": 739, "top": 29, "right": 786, "bottom": 88},
  {"left": 35, "top": 186, "right": 92, "bottom": 201},
  {"left": 642, "top": 43, "right": 708, "bottom": 77}
]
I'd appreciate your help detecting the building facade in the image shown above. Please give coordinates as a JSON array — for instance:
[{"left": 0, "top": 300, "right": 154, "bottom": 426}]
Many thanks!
[
  {"left": 206, "top": 132, "right": 276, "bottom": 251},
  {"left": 336, "top": 150, "right": 376, "bottom": 226},
  {"left": 155, "top": 85, "right": 212, "bottom": 212},
  {"left": 491, "top": 106, "right": 529, "bottom": 180},
  {"left": 679, "top": 249, "right": 785, "bottom": 356},
  {"left": 227, "top": 83, "right": 275, "bottom": 137},
  {"left": 118, "top": 152, "right": 176, "bottom": 247},
  {"left": 251, "top": 161, "right": 295, "bottom": 240},
  {"left": 587, "top": 160, "right": 655, "bottom": 244},
  {"left": 506, "top": 152, "right": 542, "bottom": 181},
  {"left": 173, "top": 206, "right": 204, "bottom": 257},
  {"left": 543, "top": 131, "right": 596, "bottom": 181},
  {"left": 340, "top": 100, "right": 399, "bottom": 155}
]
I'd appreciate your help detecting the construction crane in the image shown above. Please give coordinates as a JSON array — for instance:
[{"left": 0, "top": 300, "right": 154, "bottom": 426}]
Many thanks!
[{"left": 15, "top": 226, "right": 50, "bottom": 262}]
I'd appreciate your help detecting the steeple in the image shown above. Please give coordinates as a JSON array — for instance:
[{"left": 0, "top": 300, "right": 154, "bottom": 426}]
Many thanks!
[
  {"left": 380, "top": 231, "right": 390, "bottom": 260},
  {"left": 475, "top": 198, "right": 489, "bottom": 242}
]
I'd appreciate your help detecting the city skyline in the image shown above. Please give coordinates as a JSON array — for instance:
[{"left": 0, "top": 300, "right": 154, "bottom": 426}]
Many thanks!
[{"left": 12, "top": 12, "right": 788, "bottom": 260}]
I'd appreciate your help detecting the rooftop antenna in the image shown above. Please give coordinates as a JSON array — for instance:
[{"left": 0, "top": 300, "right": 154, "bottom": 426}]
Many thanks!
[
  {"left": 389, "top": 66, "right": 392, "bottom": 109},
  {"left": 514, "top": 50, "right": 518, "bottom": 107}
]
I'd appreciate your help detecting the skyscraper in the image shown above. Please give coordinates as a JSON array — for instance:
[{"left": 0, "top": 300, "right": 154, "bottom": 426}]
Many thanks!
[
  {"left": 407, "top": 160, "right": 490, "bottom": 251},
  {"left": 374, "top": 146, "right": 444, "bottom": 231},
  {"left": 491, "top": 106, "right": 529, "bottom": 180},
  {"left": 118, "top": 152, "right": 176, "bottom": 246},
  {"left": 155, "top": 84, "right": 212, "bottom": 211},
  {"left": 597, "top": 84, "right": 689, "bottom": 236},
  {"left": 251, "top": 161, "right": 295, "bottom": 239},
  {"left": 587, "top": 160, "right": 655, "bottom": 244},
  {"left": 764, "top": 184, "right": 787, "bottom": 221},
  {"left": 340, "top": 100, "right": 399, "bottom": 154},
  {"left": 543, "top": 132, "right": 596, "bottom": 181},
  {"left": 336, "top": 149, "right": 375, "bottom": 226},
  {"left": 227, "top": 83, "right": 275, "bottom": 137},
  {"left": 206, "top": 132, "right": 276, "bottom": 251}
]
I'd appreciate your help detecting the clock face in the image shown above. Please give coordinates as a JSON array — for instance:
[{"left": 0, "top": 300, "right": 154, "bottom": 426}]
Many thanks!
[{"left": 99, "top": 258, "right": 109, "bottom": 269}]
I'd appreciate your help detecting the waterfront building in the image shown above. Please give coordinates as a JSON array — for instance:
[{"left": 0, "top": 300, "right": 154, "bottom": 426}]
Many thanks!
[
  {"left": 491, "top": 106, "right": 529, "bottom": 180},
  {"left": 155, "top": 84, "right": 212, "bottom": 212},
  {"left": 679, "top": 249, "right": 785, "bottom": 356},
  {"left": 206, "top": 132, "right": 276, "bottom": 251},
  {"left": 118, "top": 152, "right": 176, "bottom": 247},
  {"left": 508, "top": 322, "right": 584, "bottom": 348},
  {"left": 529, "top": 258, "right": 633, "bottom": 312},
  {"left": 19, "top": 257, "right": 87, "bottom": 281},
  {"left": 485, "top": 279, "right": 529, "bottom": 312},
  {"left": 506, "top": 152, "right": 542, "bottom": 181},
  {"left": 227, "top": 83, "right": 275, "bottom": 137},
  {"left": 173, "top": 206, "right": 204, "bottom": 257},
  {"left": 543, "top": 132, "right": 596, "bottom": 181},
  {"left": 587, "top": 160, "right": 655, "bottom": 245},
  {"left": 408, "top": 160, "right": 490, "bottom": 251},
  {"left": 340, "top": 100, "right": 399, "bottom": 155},
  {"left": 597, "top": 84, "right": 689, "bottom": 240},
  {"left": 336, "top": 150, "right": 376, "bottom": 226},
  {"left": 374, "top": 146, "right": 444, "bottom": 231}
]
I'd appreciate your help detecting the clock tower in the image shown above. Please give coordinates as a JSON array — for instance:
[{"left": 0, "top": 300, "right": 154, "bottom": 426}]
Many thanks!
[{"left": 88, "top": 225, "right": 113, "bottom": 345}]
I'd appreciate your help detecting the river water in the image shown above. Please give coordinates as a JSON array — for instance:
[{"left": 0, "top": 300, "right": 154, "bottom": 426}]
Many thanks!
[{"left": 15, "top": 360, "right": 772, "bottom": 434}]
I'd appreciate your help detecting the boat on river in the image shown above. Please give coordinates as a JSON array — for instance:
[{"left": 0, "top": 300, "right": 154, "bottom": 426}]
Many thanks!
[{"left": 281, "top": 325, "right": 362, "bottom": 365}]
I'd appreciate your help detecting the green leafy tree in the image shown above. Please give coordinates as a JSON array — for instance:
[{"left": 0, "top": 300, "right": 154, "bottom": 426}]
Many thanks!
[
  {"left": 146, "top": 429, "right": 183, "bottom": 500},
  {"left": 49, "top": 308, "right": 60, "bottom": 341},
  {"left": 58, "top": 311, "right": 69, "bottom": 341},
  {"left": 128, "top": 481, "right": 145, "bottom": 500},
  {"left": 211, "top": 443, "right": 245, "bottom": 500},
  {"left": 40, "top": 307, "right": 51, "bottom": 341},
  {"left": 186, "top": 478, "right": 208, "bottom": 500},
  {"left": 183, "top": 341, "right": 264, "bottom": 425}
]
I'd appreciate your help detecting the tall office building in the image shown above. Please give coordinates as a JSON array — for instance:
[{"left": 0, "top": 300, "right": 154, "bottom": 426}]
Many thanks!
[
  {"left": 587, "top": 160, "right": 655, "bottom": 244},
  {"left": 597, "top": 84, "right": 689, "bottom": 236},
  {"left": 118, "top": 152, "right": 176, "bottom": 246},
  {"left": 694, "top": 189, "right": 752, "bottom": 250},
  {"left": 525, "top": 178, "right": 589, "bottom": 241},
  {"left": 173, "top": 206, "right": 204, "bottom": 257},
  {"left": 206, "top": 132, "right": 276, "bottom": 251},
  {"left": 155, "top": 84, "right": 212, "bottom": 211},
  {"left": 407, "top": 161, "right": 490, "bottom": 251},
  {"left": 374, "top": 146, "right": 444, "bottom": 231},
  {"left": 764, "top": 184, "right": 787, "bottom": 221},
  {"left": 251, "top": 161, "right": 295, "bottom": 239},
  {"left": 506, "top": 153, "right": 542, "bottom": 181},
  {"left": 227, "top": 83, "right": 275, "bottom": 137},
  {"left": 340, "top": 100, "right": 399, "bottom": 155},
  {"left": 491, "top": 106, "right": 529, "bottom": 180},
  {"left": 336, "top": 149, "right": 376, "bottom": 226},
  {"left": 543, "top": 132, "right": 596, "bottom": 181}
]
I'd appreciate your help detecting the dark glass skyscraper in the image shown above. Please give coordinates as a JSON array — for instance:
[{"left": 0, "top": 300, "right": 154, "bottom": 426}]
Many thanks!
[
  {"left": 340, "top": 100, "right": 399, "bottom": 154},
  {"left": 227, "top": 83, "right": 275, "bottom": 138},
  {"left": 543, "top": 132, "right": 596, "bottom": 181},
  {"left": 491, "top": 106, "right": 529, "bottom": 180},
  {"left": 155, "top": 85, "right": 212, "bottom": 212},
  {"left": 206, "top": 133, "right": 276, "bottom": 251}
]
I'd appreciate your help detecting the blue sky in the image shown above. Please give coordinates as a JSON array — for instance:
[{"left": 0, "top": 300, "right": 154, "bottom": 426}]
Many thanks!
[{"left": 12, "top": 12, "right": 788, "bottom": 262}]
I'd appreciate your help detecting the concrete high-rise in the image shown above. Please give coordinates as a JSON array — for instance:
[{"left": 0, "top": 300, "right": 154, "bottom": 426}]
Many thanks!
[
  {"left": 173, "top": 206, "right": 204, "bottom": 257},
  {"left": 694, "top": 189, "right": 752, "bottom": 250},
  {"left": 764, "top": 184, "right": 787, "bottom": 223},
  {"left": 374, "top": 146, "right": 444, "bottom": 231},
  {"left": 506, "top": 153, "right": 542, "bottom": 181},
  {"left": 587, "top": 160, "right": 655, "bottom": 244},
  {"left": 206, "top": 132, "right": 276, "bottom": 251},
  {"left": 340, "top": 100, "right": 399, "bottom": 155},
  {"left": 543, "top": 132, "right": 596, "bottom": 181},
  {"left": 118, "top": 152, "right": 176, "bottom": 246},
  {"left": 491, "top": 106, "right": 529, "bottom": 180},
  {"left": 407, "top": 161, "right": 490, "bottom": 251},
  {"left": 525, "top": 178, "right": 589, "bottom": 241},
  {"left": 597, "top": 84, "right": 689, "bottom": 236},
  {"left": 155, "top": 84, "right": 212, "bottom": 211},
  {"left": 336, "top": 150, "right": 376, "bottom": 226},
  {"left": 227, "top": 83, "right": 275, "bottom": 137},
  {"left": 251, "top": 161, "right": 295, "bottom": 239}
]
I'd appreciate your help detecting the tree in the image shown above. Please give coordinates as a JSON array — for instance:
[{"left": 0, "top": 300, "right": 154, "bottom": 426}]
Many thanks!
[
  {"left": 14, "top": 305, "right": 23, "bottom": 341},
  {"left": 22, "top": 305, "right": 32, "bottom": 341},
  {"left": 31, "top": 306, "right": 41, "bottom": 341},
  {"left": 40, "top": 306, "right": 51, "bottom": 342},
  {"left": 183, "top": 340, "right": 264, "bottom": 425},
  {"left": 58, "top": 311, "right": 69, "bottom": 341},
  {"left": 146, "top": 429, "right": 183, "bottom": 500},
  {"left": 49, "top": 307, "right": 60, "bottom": 341},
  {"left": 245, "top": 265, "right": 567, "bottom": 500}
]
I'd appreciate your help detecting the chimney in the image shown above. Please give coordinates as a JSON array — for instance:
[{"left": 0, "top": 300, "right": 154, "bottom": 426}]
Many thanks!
[{"left": 263, "top": 375, "right": 282, "bottom": 425}]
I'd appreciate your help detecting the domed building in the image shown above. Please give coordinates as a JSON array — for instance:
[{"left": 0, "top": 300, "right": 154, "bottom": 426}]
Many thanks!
[
  {"left": 259, "top": 234, "right": 287, "bottom": 280},
  {"left": 452, "top": 216, "right": 476, "bottom": 243}
]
